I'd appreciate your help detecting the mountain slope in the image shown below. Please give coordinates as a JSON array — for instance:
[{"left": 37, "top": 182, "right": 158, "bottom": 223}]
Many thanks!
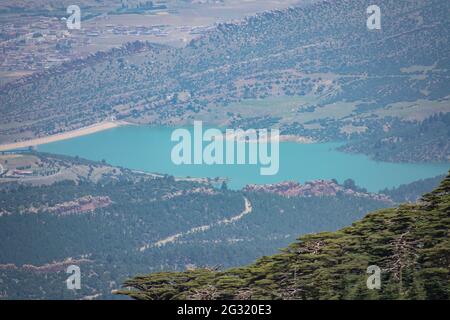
[
  {"left": 0, "top": 152, "right": 391, "bottom": 299},
  {"left": 1, "top": 0, "right": 449, "bottom": 146},
  {"left": 118, "top": 172, "right": 450, "bottom": 300},
  {"left": 340, "top": 112, "right": 450, "bottom": 163}
]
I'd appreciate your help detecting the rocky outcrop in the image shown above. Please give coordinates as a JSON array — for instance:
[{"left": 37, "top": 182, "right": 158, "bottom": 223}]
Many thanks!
[{"left": 244, "top": 180, "right": 392, "bottom": 203}]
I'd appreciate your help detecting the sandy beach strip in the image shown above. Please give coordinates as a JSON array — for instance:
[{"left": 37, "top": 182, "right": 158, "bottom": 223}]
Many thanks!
[{"left": 0, "top": 121, "right": 126, "bottom": 152}]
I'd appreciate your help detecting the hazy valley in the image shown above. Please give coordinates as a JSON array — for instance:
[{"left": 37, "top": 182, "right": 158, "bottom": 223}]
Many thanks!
[{"left": 0, "top": 0, "right": 449, "bottom": 301}]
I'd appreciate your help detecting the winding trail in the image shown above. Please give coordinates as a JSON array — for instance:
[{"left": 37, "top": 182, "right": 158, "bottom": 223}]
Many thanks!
[{"left": 139, "top": 197, "right": 252, "bottom": 252}]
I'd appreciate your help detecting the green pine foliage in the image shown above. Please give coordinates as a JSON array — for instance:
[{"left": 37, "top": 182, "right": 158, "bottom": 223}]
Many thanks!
[{"left": 118, "top": 173, "right": 450, "bottom": 300}]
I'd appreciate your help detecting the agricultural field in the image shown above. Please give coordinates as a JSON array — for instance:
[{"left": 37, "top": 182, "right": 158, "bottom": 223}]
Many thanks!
[{"left": 0, "top": 0, "right": 305, "bottom": 83}]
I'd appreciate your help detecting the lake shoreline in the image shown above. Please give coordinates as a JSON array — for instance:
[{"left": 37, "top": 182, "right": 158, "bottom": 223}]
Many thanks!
[
  {"left": 0, "top": 121, "right": 131, "bottom": 152},
  {"left": 0, "top": 122, "right": 315, "bottom": 152},
  {"left": 35, "top": 125, "right": 449, "bottom": 192}
]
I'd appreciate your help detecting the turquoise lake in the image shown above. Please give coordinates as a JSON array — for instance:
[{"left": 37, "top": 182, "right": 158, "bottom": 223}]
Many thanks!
[{"left": 38, "top": 125, "right": 449, "bottom": 192}]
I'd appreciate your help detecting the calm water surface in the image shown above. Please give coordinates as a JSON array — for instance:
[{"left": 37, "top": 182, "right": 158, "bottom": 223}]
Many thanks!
[{"left": 38, "top": 126, "right": 449, "bottom": 192}]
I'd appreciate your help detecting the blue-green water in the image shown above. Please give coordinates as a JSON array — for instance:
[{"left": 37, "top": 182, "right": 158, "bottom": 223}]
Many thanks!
[{"left": 38, "top": 126, "right": 449, "bottom": 192}]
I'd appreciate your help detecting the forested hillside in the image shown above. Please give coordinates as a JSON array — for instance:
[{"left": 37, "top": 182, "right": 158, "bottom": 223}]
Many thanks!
[
  {"left": 1, "top": 0, "right": 449, "bottom": 299},
  {"left": 119, "top": 173, "right": 450, "bottom": 300},
  {"left": 381, "top": 174, "right": 446, "bottom": 203},
  {"left": 0, "top": 153, "right": 395, "bottom": 299},
  {"left": 341, "top": 113, "right": 450, "bottom": 163},
  {"left": 1, "top": 0, "right": 449, "bottom": 163}
]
